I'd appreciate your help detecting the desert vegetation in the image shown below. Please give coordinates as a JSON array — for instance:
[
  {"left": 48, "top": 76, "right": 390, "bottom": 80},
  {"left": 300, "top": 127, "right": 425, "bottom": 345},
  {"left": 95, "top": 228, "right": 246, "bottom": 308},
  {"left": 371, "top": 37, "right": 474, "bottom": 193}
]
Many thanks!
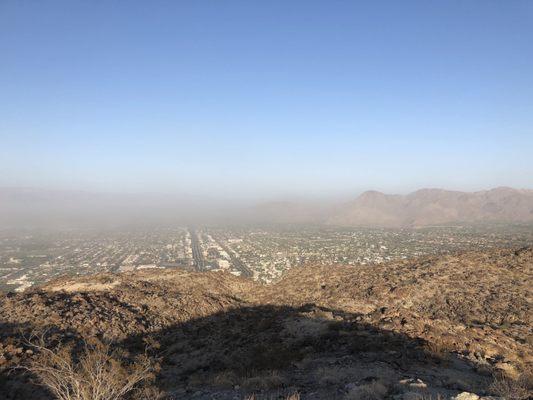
[{"left": 21, "top": 332, "right": 158, "bottom": 400}]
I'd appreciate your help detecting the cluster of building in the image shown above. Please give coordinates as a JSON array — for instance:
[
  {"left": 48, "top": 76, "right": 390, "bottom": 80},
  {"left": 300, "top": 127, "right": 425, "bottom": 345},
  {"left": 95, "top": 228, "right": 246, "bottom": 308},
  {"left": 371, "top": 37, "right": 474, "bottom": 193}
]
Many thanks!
[
  {"left": 1, "top": 223, "right": 531, "bottom": 291},
  {"left": 203, "top": 224, "right": 533, "bottom": 283},
  {"left": 0, "top": 228, "right": 193, "bottom": 292}
]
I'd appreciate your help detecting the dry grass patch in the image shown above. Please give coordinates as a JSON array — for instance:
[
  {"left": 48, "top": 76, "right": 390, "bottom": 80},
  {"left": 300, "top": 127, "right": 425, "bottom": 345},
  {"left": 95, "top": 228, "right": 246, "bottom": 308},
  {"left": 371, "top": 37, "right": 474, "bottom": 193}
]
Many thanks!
[
  {"left": 212, "top": 370, "right": 239, "bottom": 388},
  {"left": 315, "top": 366, "right": 354, "bottom": 385},
  {"left": 423, "top": 339, "right": 454, "bottom": 363},
  {"left": 345, "top": 381, "right": 388, "bottom": 400},
  {"left": 242, "top": 370, "right": 286, "bottom": 390},
  {"left": 489, "top": 371, "right": 533, "bottom": 399}
]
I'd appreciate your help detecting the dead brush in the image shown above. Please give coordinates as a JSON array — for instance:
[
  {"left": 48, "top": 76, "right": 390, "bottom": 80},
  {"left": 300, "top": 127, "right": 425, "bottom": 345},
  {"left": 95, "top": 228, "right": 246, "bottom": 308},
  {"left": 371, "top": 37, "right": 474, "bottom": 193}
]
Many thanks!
[
  {"left": 344, "top": 380, "right": 388, "bottom": 400},
  {"left": 212, "top": 370, "right": 239, "bottom": 388},
  {"left": 21, "top": 332, "right": 157, "bottom": 400},
  {"left": 242, "top": 370, "right": 286, "bottom": 390},
  {"left": 423, "top": 340, "right": 452, "bottom": 363},
  {"left": 489, "top": 371, "right": 533, "bottom": 400},
  {"left": 315, "top": 366, "right": 352, "bottom": 385}
]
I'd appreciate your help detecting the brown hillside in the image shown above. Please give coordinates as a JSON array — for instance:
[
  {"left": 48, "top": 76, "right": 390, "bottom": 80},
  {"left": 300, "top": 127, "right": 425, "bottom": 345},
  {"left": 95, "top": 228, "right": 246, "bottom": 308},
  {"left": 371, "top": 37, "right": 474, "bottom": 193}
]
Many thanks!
[
  {"left": 328, "top": 187, "right": 533, "bottom": 227},
  {"left": 260, "top": 247, "right": 533, "bottom": 374},
  {"left": 1, "top": 247, "right": 532, "bottom": 399}
]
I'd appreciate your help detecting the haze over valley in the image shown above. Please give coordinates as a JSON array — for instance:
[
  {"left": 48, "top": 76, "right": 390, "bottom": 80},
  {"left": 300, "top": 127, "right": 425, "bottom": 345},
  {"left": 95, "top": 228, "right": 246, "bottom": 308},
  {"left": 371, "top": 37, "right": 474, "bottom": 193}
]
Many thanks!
[
  {"left": 2, "top": 186, "right": 533, "bottom": 229},
  {"left": 1, "top": 1, "right": 532, "bottom": 399},
  {"left": 1, "top": 186, "right": 533, "bottom": 292}
]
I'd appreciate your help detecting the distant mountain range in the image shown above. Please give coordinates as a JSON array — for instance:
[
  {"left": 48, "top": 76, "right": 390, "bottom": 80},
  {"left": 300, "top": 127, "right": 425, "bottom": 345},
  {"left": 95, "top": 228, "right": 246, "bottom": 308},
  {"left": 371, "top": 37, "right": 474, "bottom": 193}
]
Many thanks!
[{"left": 328, "top": 187, "right": 533, "bottom": 227}]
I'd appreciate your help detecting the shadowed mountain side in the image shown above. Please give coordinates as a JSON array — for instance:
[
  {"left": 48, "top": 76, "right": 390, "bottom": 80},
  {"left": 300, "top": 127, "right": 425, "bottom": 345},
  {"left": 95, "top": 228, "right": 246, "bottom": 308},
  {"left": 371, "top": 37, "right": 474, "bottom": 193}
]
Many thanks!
[
  {"left": 1, "top": 306, "right": 493, "bottom": 400},
  {"left": 123, "top": 304, "right": 496, "bottom": 399},
  {"left": 0, "top": 247, "right": 532, "bottom": 399}
]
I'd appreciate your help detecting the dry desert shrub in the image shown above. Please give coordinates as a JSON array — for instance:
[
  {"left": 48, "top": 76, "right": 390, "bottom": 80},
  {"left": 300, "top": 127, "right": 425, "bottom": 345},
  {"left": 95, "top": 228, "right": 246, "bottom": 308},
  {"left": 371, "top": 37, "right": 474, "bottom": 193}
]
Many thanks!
[
  {"left": 242, "top": 370, "right": 286, "bottom": 390},
  {"left": 316, "top": 366, "right": 347, "bottom": 385},
  {"left": 212, "top": 370, "right": 239, "bottom": 388},
  {"left": 344, "top": 380, "right": 388, "bottom": 400},
  {"left": 423, "top": 340, "right": 453, "bottom": 363},
  {"left": 24, "top": 334, "right": 157, "bottom": 400},
  {"left": 314, "top": 365, "right": 362, "bottom": 386},
  {"left": 489, "top": 371, "right": 533, "bottom": 400}
]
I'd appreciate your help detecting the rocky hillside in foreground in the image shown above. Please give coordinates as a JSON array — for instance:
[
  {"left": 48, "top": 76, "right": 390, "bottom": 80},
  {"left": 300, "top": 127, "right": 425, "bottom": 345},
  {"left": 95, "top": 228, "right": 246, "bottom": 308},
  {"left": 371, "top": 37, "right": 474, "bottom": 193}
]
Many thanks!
[
  {"left": 328, "top": 187, "right": 533, "bottom": 227},
  {"left": 0, "top": 247, "right": 532, "bottom": 399}
]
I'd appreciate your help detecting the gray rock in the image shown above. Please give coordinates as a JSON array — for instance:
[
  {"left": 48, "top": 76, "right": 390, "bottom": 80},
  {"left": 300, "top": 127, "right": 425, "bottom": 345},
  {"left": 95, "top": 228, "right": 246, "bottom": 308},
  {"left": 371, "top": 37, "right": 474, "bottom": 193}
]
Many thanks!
[{"left": 453, "top": 392, "right": 480, "bottom": 400}]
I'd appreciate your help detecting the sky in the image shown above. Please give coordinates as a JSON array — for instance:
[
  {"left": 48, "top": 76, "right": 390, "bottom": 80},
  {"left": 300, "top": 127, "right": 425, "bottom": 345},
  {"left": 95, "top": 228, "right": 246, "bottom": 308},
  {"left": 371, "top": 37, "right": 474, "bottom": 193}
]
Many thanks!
[{"left": 1, "top": 1, "right": 532, "bottom": 200}]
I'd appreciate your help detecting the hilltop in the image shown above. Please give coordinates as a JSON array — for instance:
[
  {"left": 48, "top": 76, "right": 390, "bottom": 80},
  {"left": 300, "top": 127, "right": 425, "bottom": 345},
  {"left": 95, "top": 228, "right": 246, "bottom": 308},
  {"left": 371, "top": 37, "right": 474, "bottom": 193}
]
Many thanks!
[{"left": 1, "top": 247, "right": 532, "bottom": 399}]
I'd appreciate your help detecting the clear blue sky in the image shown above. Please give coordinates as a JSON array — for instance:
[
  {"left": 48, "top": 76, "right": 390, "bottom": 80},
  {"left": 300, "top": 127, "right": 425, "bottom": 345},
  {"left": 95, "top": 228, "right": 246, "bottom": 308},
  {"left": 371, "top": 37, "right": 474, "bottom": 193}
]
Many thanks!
[{"left": 1, "top": 1, "right": 532, "bottom": 200}]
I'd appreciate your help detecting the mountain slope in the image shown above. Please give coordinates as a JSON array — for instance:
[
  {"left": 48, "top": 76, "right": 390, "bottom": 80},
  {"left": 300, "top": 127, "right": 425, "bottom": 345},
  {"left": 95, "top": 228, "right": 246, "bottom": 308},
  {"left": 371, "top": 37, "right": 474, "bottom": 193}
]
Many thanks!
[
  {"left": 328, "top": 187, "right": 533, "bottom": 227},
  {"left": 1, "top": 247, "right": 532, "bottom": 399}
]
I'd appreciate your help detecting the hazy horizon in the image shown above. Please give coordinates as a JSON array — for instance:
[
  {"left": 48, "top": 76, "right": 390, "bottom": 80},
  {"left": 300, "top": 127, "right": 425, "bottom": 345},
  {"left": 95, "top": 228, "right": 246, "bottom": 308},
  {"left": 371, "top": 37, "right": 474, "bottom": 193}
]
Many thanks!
[
  {"left": 2, "top": 3, "right": 533, "bottom": 396},
  {"left": 2, "top": 183, "right": 533, "bottom": 200},
  {"left": 2, "top": 1, "right": 533, "bottom": 200},
  {"left": 2, "top": 185, "right": 533, "bottom": 231}
]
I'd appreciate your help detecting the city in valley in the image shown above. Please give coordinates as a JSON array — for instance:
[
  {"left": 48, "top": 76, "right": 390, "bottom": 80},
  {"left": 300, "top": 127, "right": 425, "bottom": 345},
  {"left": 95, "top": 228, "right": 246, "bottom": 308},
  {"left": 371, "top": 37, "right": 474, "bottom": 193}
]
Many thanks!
[{"left": 1, "top": 223, "right": 532, "bottom": 292}]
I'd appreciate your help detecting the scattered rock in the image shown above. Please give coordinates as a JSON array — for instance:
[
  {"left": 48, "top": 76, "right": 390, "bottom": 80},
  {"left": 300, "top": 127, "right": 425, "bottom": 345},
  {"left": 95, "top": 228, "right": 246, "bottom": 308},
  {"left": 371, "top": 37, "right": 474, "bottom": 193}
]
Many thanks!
[{"left": 453, "top": 392, "right": 480, "bottom": 400}]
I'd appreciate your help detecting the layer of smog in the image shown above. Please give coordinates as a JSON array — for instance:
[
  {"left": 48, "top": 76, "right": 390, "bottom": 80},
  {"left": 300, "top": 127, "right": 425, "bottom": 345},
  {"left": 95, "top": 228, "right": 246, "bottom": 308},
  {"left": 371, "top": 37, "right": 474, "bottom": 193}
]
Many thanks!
[{"left": 1, "top": 2, "right": 532, "bottom": 400}]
